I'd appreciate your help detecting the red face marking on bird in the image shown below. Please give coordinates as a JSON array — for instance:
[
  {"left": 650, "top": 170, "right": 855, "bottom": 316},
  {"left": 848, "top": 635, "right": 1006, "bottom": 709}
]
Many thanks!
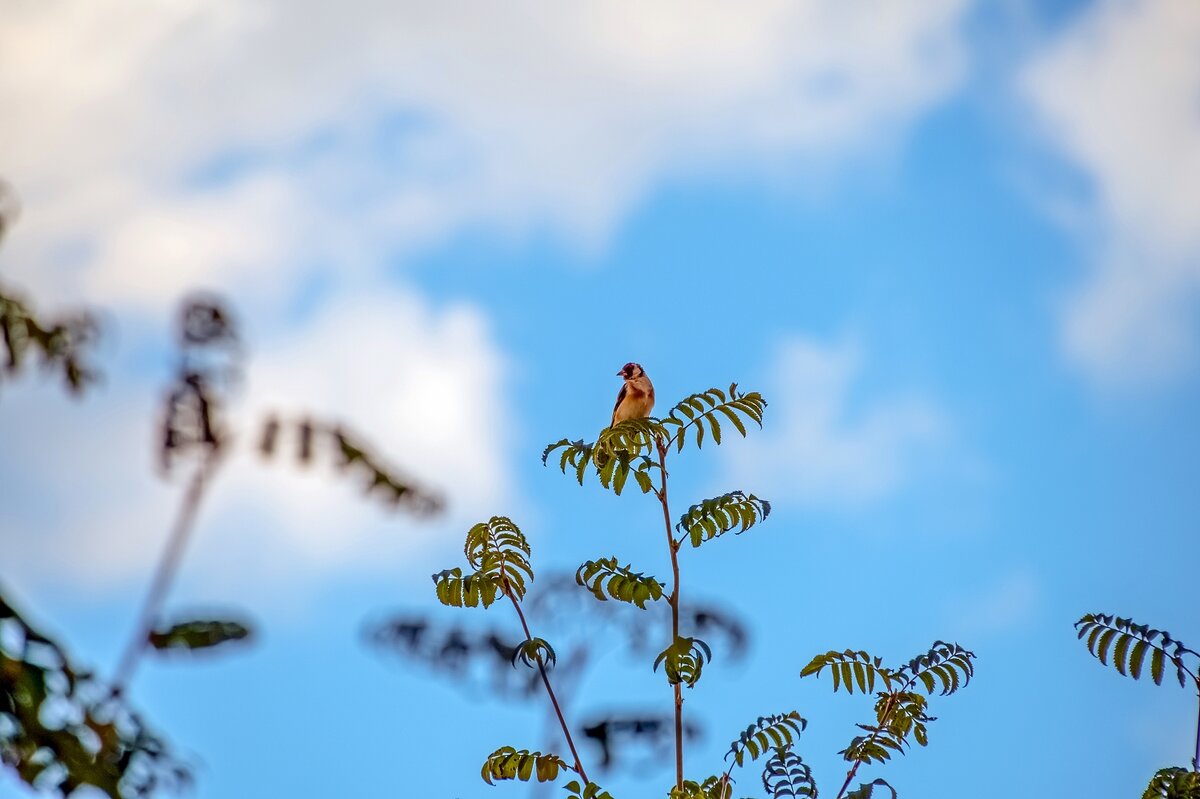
[{"left": 617, "top": 362, "right": 642, "bottom": 379}]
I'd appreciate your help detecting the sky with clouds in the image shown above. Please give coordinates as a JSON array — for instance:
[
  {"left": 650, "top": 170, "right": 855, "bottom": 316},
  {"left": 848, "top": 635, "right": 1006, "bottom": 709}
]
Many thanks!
[{"left": 2, "top": 0, "right": 1199, "bottom": 797}]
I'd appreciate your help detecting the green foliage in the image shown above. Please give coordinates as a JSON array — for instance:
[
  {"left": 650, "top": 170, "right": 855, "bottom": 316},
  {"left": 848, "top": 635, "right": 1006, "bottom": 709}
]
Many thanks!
[
  {"left": 512, "top": 637, "right": 557, "bottom": 670},
  {"left": 1143, "top": 768, "right": 1200, "bottom": 799},
  {"left": 662, "top": 384, "right": 766, "bottom": 453},
  {"left": 563, "top": 779, "right": 616, "bottom": 799},
  {"left": 596, "top": 417, "right": 670, "bottom": 461},
  {"left": 1, "top": 590, "right": 187, "bottom": 798},
  {"left": 148, "top": 619, "right": 251, "bottom": 653},
  {"left": 676, "top": 491, "right": 770, "bottom": 548},
  {"left": 542, "top": 438, "right": 595, "bottom": 485},
  {"left": 433, "top": 517, "right": 534, "bottom": 609},
  {"left": 880, "top": 691, "right": 932, "bottom": 749},
  {"left": 897, "top": 641, "right": 975, "bottom": 697},
  {"left": 761, "top": 747, "right": 817, "bottom": 798},
  {"left": 465, "top": 517, "right": 534, "bottom": 598},
  {"left": 542, "top": 384, "right": 765, "bottom": 498},
  {"left": 839, "top": 729, "right": 900, "bottom": 767},
  {"left": 654, "top": 637, "right": 713, "bottom": 688},
  {"left": 800, "top": 650, "right": 892, "bottom": 695},
  {"left": 542, "top": 430, "right": 660, "bottom": 497},
  {"left": 801, "top": 642, "right": 974, "bottom": 778},
  {"left": 725, "top": 711, "right": 807, "bottom": 768},
  {"left": 475, "top": 379, "right": 986, "bottom": 798},
  {"left": 841, "top": 691, "right": 933, "bottom": 765},
  {"left": 480, "top": 746, "right": 570, "bottom": 785},
  {"left": 668, "top": 776, "right": 732, "bottom": 799},
  {"left": 575, "top": 557, "right": 665, "bottom": 609},
  {"left": 1075, "top": 613, "right": 1197, "bottom": 688},
  {"left": 597, "top": 448, "right": 660, "bottom": 496},
  {"left": 844, "top": 778, "right": 896, "bottom": 799},
  {"left": 1074, "top": 613, "right": 1200, "bottom": 799},
  {"left": 0, "top": 286, "right": 97, "bottom": 397},
  {"left": 432, "top": 567, "right": 499, "bottom": 609}
]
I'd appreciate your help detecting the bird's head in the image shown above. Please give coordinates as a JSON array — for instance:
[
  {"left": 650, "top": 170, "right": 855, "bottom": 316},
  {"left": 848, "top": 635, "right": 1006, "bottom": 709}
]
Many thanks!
[{"left": 617, "top": 362, "right": 644, "bottom": 379}]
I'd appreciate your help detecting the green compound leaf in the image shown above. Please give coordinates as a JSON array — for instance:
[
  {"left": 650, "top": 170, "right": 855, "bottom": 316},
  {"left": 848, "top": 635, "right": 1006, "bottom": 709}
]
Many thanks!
[
  {"left": 654, "top": 636, "right": 713, "bottom": 688},
  {"left": 838, "top": 690, "right": 936, "bottom": 765},
  {"left": 761, "top": 746, "right": 817, "bottom": 798},
  {"left": 432, "top": 566, "right": 499, "bottom": 609},
  {"left": 724, "top": 711, "right": 807, "bottom": 768},
  {"left": 897, "top": 640, "right": 976, "bottom": 697},
  {"left": 543, "top": 430, "right": 661, "bottom": 496},
  {"left": 1076, "top": 613, "right": 1197, "bottom": 689},
  {"left": 511, "top": 637, "right": 557, "bottom": 670},
  {"left": 800, "top": 649, "right": 893, "bottom": 695},
  {"left": 662, "top": 383, "right": 766, "bottom": 453},
  {"left": 806, "top": 641, "right": 974, "bottom": 772},
  {"left": 595, "top": 417, "right": 670, "bottom": 461},
  {"left": 480, "top": 746, "right": 570, "bottom": 785},
  {"left": 676, "top": 490, "right": 770, "bottom": 548},
  {"left": 432, "top": 516, "right": 536, "bottom": 610},
  {"left": 575, "top": 557, "right": 666, "bottom": 609},
  {"left": 543, "top": 438, "right": 595, "bottom": 486}
]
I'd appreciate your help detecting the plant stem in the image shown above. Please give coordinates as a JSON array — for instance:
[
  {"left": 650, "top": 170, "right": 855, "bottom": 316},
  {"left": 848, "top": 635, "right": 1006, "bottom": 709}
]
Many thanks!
[
  {"left": 835, "top": 691, "right": 900, "bottom": 799},
  {"left": 111, "top": 453, "right": 218, "bottom": 696},
  {"left": 1193, "top": 680, "right": 1200, "bottom": 772},
  {"left": 534, "top": 646, "right": 589, "bottom": 799},
  {"left": 505, "top": 589, "right": 589, "bottom": 784},
  {"left": 656, "top": 438, "right": 684, "bottom": 792}
]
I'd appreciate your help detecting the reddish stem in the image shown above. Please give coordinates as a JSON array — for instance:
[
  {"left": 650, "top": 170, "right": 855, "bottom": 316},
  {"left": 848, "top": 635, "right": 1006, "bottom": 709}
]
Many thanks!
[
  {"left": 656, "top": 439, "right": 684, "bottom": 792},
  {"left": 834, "top": 687, "right": 905, "bottom": 799},
  {"left": 505, "top": 588, "right": 589, "bottom": 784}
]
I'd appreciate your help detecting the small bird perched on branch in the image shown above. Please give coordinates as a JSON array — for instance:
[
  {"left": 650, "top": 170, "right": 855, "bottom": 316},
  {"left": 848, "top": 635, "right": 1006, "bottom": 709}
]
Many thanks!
[{"left": 612, "top": 362, "right": 655, "bottom": 426}]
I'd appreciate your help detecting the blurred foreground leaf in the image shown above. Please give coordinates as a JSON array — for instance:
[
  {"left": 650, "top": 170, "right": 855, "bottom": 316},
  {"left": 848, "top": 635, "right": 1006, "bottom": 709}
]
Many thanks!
[
  {"left": 149, "top": 618, "right": 252, "bottom": 654},
  {"left": 1, "top": 588, "right": 188, "bottom": 797}
]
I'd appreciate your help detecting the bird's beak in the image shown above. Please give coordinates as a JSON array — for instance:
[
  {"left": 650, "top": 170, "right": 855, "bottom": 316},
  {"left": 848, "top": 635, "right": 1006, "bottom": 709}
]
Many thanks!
[{"left": 616, "top": 370, "right": 625, "bottom": 377}]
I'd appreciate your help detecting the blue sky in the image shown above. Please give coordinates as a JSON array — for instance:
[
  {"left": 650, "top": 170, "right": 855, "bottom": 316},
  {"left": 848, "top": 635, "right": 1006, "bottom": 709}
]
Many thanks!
[{"left": 3, "top": 1, "right": 1200, "bottom": 797}]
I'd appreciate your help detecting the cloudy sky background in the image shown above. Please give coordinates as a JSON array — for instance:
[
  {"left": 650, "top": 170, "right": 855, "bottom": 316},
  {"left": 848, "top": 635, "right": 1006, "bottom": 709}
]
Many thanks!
[{"left": 2, "top": 0, "right": 1199, "bottom": 796}]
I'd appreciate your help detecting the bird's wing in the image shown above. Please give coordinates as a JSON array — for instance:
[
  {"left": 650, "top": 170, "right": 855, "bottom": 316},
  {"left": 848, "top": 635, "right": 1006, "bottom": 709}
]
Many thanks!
[{"left": 611, "top": 383, "right": 628, "bottom": 426}]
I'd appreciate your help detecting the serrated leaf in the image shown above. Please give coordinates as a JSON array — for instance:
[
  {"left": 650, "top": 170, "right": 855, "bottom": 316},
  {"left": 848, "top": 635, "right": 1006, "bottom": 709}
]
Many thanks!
[{"left": 677, "top": 491, "right": 771, "bottom": 548}]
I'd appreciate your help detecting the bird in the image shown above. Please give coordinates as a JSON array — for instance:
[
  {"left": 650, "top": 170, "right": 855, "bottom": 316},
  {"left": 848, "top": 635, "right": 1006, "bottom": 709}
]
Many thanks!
[{"left": 611, "top": 362, "right": 655, "bottom": 427}]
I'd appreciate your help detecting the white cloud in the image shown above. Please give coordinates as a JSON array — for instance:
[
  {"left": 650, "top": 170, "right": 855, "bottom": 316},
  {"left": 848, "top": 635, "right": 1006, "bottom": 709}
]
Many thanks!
[
  {"left": 720, "top": 335, "right": 945, "bottom": 508},
  {"left": 1021, "top": 0, "right": 1200, "bottom": 383},
  {"left": 0, "top": 1, "right": 971, "bottom": 595},
  {"left": 1, "top": 0, "right": 970, "bottom": 309},
  {"left": 0, "top": 285, "right": 514, "bottom": 598}
]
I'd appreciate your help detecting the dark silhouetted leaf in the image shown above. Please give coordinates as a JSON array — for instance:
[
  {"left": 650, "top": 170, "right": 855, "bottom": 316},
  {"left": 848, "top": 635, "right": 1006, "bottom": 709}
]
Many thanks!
[{"left": 148, "top": 618, "right": 252, "bottom": 654}]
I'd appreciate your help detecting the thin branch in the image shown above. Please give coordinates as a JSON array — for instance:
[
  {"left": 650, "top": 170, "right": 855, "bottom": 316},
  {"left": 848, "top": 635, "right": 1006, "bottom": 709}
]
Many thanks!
[
  {"left": 834, "top": 666, "right": 929, "bottom": 799},
  {"left": 534, "top": 645, "right": 590, "bottom": 799},
  {"left": 1194, "top": 680, "right": 1200, "bottom": 772},
  {"left": 111, "top": 452, "right": 219, "bottom": 695},
  {"left": 505, "top": 583, "right": 589, "bottom": 784},
  {"left": 719, "top": 760, "right": 736, "bottom": 792},
  {"left": 655, "top": 437, "right": 684, "bottom": 792}
]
